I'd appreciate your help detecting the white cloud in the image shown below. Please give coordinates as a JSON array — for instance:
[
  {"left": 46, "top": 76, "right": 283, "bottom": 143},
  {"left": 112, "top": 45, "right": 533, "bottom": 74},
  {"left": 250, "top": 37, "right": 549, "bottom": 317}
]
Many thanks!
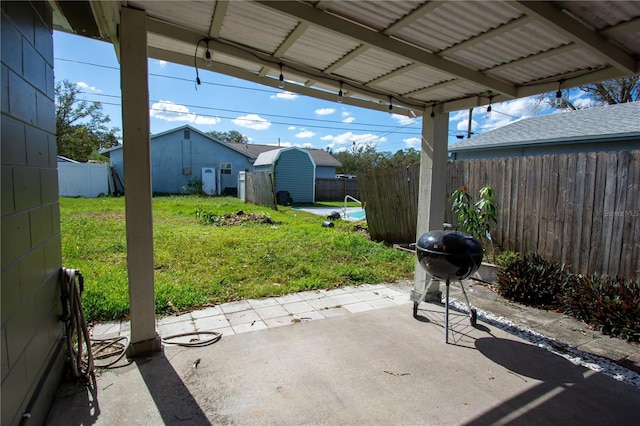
[
  {"left": 315, "top": 108, "right": 335, "bottom": 116},
  {"left": 322, "top": 131, "right": 386, "bottom": 150},
  {"left": 391, "top": 113, "right": 416, "bottom": 126},
  {"left": 295, "top": 130, "right": 315, "bottom": 138},
  {"left": 288, "top": 126, "right": 297, "bottom": 130},
  {"left": 232, "top": 114, "right": 271, "bottom": 130},
  {"left": 150, "top": 100, "right": 221, "bottom": 125},
  {"left": 403, "top": 137, "right": 421, "bottom": 148},
  {"left": 270, "top": 91, "right": 298, "bottom": 100},
  {"left": 158, "top": 60, "right": 167, "bottom": 68},
  {"left": 270, "top": 141, "right": 293, "bottom": 147},
  {"left": 341, "top": 111, "right": 355, "bottom": 123},
  {"left": 456, "top": 118, "right": 478, "bottom": 132},
  {"left": 76, "top": 81, "right": 101, "bottom": 93},
  {"left": 302, "top": 142, "right": 313, "bottom": 148}
]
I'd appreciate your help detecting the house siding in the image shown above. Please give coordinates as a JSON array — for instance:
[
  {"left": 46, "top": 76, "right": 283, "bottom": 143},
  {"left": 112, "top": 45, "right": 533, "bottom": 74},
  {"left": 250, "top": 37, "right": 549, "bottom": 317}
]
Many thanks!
[
  {"left": 450, "top": 138, "right": 640, "bottom": 160},
  {"left": 109, "top": 128, "right": 254, "bottom": 194},
  {"left": 1, "top": 2, "right": 66, "bottom": 425},
  {"left": 315, "top": 165, "right": 336, "bottom": 179}
]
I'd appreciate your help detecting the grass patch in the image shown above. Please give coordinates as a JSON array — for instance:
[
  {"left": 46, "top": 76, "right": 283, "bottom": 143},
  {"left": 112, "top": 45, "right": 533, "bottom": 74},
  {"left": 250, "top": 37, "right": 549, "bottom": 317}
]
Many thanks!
[{"left": 60, "top": 196, "right": 413, "bottom": 322}]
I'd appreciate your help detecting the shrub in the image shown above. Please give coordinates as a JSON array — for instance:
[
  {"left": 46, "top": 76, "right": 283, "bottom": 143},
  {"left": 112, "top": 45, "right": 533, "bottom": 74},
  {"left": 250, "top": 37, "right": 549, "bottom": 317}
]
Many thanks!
[
  {"left": 495, "top": 250, "right": 520, "bottom": 269},
  {"left": 562, "top": 275, "right": 640, "bottom": 342},
  {"left": 496, "top": 252, "right": 571, "bottom": 307}
]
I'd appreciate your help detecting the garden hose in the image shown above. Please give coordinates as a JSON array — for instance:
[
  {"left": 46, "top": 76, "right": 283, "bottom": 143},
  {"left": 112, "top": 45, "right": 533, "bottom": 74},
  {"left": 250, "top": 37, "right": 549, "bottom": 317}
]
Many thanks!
[
  {"left": 161, "top": 331, "right": 223, "bottom": 347},
  {"left": 60, "top": 268, "right": 94, "bottom": 380}
]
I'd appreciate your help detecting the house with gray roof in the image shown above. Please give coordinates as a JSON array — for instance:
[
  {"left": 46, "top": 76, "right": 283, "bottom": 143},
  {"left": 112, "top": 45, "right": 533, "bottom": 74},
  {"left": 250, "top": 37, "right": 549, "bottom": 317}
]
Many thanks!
[
  {"left": 226, "top": 141, "right": 341, "bottom": 178},
  {"left": 101, "top": 125, "right": 341, "bottom": 195},
  {"left": 449, "top": 102, "right": 640, "bottom": 160}
]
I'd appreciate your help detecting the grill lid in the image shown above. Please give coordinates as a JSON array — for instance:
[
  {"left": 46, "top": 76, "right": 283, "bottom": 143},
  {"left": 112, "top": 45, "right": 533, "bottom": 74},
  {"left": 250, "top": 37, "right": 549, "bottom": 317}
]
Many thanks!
[
  {"left": 416, "top": 230, "right": 483, "bottom": 256},
  {"left": 416, "top": 231, "right": 483, "bottom": 281}
]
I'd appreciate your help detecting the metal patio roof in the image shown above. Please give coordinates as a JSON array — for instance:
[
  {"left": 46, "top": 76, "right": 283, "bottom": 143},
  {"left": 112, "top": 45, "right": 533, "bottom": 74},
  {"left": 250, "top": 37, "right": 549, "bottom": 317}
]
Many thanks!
[{"left": 52, "top": 1, "right": 640, "bottom": 116}]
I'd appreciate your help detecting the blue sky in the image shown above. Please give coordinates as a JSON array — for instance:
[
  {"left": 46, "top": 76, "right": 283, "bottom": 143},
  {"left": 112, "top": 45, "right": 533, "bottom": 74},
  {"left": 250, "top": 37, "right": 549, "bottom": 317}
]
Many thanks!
[{"left": 53, "top": 31, "right": 574, "bottom": 152}]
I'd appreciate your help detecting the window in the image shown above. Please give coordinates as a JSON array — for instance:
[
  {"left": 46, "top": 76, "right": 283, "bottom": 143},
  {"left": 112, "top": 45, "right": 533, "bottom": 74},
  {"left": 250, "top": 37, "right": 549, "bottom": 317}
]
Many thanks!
[
  {"left": 184, "top": 129, "right": 191, "bottom": 139},
  {"left": 220, "top": 162, "right": 232, "bottom": 175}
]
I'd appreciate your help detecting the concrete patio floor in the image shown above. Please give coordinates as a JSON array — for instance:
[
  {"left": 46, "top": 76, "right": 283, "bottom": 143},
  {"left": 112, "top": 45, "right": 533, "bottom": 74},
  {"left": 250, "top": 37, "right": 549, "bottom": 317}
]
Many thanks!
[{"left": 46, "top": 281, "right": 640, "bottom": 425}]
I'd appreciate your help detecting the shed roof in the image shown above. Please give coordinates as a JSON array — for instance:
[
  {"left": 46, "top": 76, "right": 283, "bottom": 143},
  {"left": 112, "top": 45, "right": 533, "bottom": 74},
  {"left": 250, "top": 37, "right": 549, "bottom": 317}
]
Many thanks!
[
  {"left": 449, "top": 101, "right": 640, "bottom": 152},
  {"left": 254, "top": 146, "right": 316, "bottom": 167},
  {"left": 228, "top": 143, "right": 341, "bottom": 167}
]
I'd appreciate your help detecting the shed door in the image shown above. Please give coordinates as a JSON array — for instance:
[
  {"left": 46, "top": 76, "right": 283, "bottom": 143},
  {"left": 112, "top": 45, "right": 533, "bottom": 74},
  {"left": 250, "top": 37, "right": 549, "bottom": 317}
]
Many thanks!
[{"left": 202, "top": 167, "right": 216, "bottom": 195}]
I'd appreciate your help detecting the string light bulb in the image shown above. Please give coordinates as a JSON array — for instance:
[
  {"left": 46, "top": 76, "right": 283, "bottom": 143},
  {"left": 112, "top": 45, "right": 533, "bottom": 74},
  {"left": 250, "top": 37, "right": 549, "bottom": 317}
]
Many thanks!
[
  {"left": 555, "top": 89, "right": 563, "bottom": 107},
  {"left": 338, "top": 81, "right": 343, "bottom": 103},
  {"left": 430, "top": 105, "right": 435, "bottom": 119},
  {"left": 485, "top": 96, "right": 493, "bottom": 118},
  {"left": 278, "top": 63, "right": 285, "bottom": 89},
  {"left": 388, "top": 96, "right": 393, "bottom": 114},
  {"left": 204, "top": 49, "right": 212, "bottom": 67}
]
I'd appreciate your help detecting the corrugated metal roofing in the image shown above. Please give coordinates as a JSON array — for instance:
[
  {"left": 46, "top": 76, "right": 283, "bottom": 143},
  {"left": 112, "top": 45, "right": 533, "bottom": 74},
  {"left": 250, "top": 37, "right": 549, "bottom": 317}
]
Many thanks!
[
  {"left": 54, "top": 1, "right": 640, "bottom": 116},
  {"left": 449, "top": 101, "right": 640, "bottom": 151}
]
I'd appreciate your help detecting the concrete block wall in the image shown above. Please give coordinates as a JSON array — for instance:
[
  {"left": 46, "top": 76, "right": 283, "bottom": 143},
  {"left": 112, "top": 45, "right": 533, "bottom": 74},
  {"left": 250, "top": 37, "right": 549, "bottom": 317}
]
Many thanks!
[{"left": 1, "top": 1, "right": 66, "bottom": 425}]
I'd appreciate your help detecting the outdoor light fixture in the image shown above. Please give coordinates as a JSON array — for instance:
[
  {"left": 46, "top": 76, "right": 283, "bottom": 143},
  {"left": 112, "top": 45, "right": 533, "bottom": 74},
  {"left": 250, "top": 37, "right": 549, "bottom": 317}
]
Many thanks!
[
  {"left": 338, "top": 81, "right": 344, "bottom": 103},
  {"left": 278, "top": 63, "right": 285, "bottom": 89},
  {"left": 194, "top": 38, "right": 213, "bottom": 88},
  {"left": 485, "top": 96, "right": 494, "bottom": 118},
  {"left": 555, "top": 80, "right": 564, "bottom": 107}
]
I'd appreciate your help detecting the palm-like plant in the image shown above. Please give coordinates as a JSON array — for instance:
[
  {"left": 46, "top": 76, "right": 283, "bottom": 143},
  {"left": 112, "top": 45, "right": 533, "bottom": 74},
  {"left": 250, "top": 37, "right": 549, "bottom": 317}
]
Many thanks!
[{"left": 450, "top": 186, "right": 499, "bottom": 260}]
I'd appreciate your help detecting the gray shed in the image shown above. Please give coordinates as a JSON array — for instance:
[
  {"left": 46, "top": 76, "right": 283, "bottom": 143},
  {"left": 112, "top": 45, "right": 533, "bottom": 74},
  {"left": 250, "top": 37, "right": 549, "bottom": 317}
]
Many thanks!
[{"left": 254, "top": 147, "right": 316, "bottom": 204}]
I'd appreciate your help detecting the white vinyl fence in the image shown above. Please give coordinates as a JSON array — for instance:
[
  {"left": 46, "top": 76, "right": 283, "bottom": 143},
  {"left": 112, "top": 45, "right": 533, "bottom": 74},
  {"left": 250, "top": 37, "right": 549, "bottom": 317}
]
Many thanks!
[{"left": 58, "top": 162, "right": 111, "bottom": 197}]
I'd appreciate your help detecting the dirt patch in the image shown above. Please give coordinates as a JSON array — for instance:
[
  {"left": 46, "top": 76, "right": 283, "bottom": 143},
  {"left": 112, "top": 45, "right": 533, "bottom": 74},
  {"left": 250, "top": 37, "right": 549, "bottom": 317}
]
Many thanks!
[{"left": 196, "top": 209, "right": 276, "bottom": 226}]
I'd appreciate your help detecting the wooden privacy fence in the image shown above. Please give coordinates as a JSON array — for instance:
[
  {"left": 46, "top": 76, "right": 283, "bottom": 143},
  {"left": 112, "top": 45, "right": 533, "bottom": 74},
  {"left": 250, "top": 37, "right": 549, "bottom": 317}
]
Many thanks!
[
  {"left": 315, "top": 178, "right": 360, "bottom": 201},
  {"left": 358, "top": 151, "right": 639, "bottom": 279},
  {"left": 446, "top": 151, "right": 640, "bottom": 279},
  {"left": 358, "top": 165, "right": 419, "bottom": 244},
  {"left": 245, "top": 171, "right": 276, "bottom": 210}
]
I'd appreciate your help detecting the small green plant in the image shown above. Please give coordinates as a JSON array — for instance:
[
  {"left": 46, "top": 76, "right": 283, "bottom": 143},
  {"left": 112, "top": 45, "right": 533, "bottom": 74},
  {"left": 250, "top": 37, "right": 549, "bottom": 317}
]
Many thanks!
[
  {"left": 183, "top": 177, "right": 204, "bottom": 195},
  {"left": 450, "top": 186, "right": 499, "bottom": 259},
  {"left": 495, "top": 250, "right": 520, "bottom": 269}
]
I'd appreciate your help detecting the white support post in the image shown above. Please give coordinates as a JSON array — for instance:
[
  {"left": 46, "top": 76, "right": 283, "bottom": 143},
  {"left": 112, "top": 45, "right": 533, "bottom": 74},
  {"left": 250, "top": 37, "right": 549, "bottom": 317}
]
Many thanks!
[
  {"left": 120, "top": 7, "right": 160, "bottom": 355},
  {"left": 413, "top": 107, "right": 450, "bottom": 301}
]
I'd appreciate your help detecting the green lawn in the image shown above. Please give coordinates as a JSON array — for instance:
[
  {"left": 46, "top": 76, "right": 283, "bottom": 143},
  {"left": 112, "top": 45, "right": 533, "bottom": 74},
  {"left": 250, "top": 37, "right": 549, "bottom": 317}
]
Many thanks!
[{"left": 60, "top": 196, "right": 414, "bottom": 322}]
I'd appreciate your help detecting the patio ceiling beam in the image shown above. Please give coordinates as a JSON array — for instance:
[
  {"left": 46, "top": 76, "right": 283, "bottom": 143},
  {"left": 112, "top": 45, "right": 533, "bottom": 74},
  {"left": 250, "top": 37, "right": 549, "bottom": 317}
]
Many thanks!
[
  {"left": 383, "top": 1, "right": 443, "bottom": 35},
  {"left": 208, "top": 0, "right": 228, "bottom": 38},
  {"left": 600, "top": 16, "right": 640, "bottom": 39},
  {"left": 512, "top": 1, "right": 638, "bottom": 75},
  {"left": 440, "top": 15, "right": 534, "bottom": 55},
  {"left": 255, "top": 0, "right": 517, "bottom": 98},
  {"left": 146, "top": 18, "right": 424, "bottom": 111},
  {"left": 367, "top": 63, "right": 422, "bottom": 87},
  {"left": 147, "top": 45, "right": 421, "bottom": 117}
]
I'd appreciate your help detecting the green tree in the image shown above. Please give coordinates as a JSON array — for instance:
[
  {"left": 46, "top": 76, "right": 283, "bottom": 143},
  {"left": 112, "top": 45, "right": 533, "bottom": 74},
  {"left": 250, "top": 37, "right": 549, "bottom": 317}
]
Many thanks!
[
  {"left": 205, "top": 130, "right": 249, "bottom": 143},
  {"left": 539, "top": 76, "right": 639, "bottom": 110},
  {"left": 55, "top": 80, "right": 119, "bottom": 162},
  {"left": 333, "top": 146, "right": 420, "bottom": 175}
]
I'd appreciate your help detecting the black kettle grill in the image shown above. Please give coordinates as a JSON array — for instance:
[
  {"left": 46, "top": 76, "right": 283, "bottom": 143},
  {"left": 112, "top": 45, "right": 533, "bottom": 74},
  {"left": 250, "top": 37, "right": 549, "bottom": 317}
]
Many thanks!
[{"left": 415, "top": 230, "right": 483, "bottom": 342}]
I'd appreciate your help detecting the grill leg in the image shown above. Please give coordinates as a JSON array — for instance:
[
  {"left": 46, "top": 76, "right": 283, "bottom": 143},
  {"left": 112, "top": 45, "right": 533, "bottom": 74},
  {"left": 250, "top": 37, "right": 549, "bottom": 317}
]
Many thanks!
[
  {"left": 459, "top": 281, "right": 478, "bottom": 327},
  {"left": 445, "top": 279, "right": 450, "bottom": 343}
]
